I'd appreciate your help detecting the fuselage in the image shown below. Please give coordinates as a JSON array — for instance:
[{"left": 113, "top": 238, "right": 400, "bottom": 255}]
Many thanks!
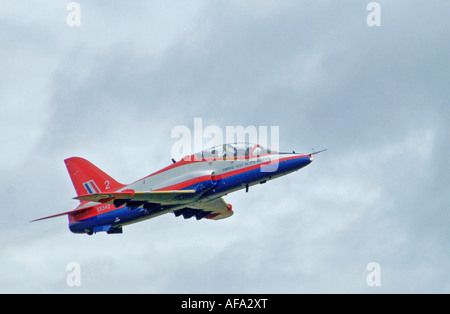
[{"left": 68, "top": 143, "right": 313, "bottom": 234}]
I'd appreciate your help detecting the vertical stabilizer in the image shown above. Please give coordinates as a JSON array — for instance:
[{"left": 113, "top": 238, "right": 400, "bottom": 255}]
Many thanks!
[{"left": 64, "top": 157, "right": 126, "bottom": 198}]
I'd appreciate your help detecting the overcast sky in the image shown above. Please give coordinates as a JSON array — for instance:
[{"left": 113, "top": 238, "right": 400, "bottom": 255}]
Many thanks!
[{"left": 0, "top": 0, "right": 448, "bottom": 293}]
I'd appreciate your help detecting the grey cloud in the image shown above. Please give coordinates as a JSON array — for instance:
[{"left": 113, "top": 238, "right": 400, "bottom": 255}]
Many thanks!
[{"left": 0, "top": 0, "right": 448, "bottom": 293}]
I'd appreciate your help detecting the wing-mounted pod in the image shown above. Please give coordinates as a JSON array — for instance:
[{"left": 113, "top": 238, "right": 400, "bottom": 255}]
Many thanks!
[{"left": 205, "top": 203, "right": 233, "bottom": 220}]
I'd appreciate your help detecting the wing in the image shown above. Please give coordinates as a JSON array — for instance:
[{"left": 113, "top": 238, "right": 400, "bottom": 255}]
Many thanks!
[
  {"left": 173, "top": 197, "right": 234, "bottom": 220},
  {"left": 74, "top": 189, "right": 197, "bottom": 207}
]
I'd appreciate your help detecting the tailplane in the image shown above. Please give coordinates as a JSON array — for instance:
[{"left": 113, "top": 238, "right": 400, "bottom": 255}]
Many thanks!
[{"left": 64, "top": 157, "right": 126, "bottom": 198}]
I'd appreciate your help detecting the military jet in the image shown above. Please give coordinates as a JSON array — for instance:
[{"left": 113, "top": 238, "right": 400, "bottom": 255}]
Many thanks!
[{"left": 32, "top": 143, "right": 324, "bottom": 235}]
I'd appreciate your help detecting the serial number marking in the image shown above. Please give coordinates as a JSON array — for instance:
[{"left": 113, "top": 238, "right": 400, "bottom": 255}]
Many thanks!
[{"left": 96, "top": 204, "right": 111, "bottom": 213}]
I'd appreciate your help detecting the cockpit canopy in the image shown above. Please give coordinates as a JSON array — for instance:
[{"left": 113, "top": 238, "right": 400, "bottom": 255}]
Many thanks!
[{"left": 193, "top": 143, "right": 274, "bottom": 161}]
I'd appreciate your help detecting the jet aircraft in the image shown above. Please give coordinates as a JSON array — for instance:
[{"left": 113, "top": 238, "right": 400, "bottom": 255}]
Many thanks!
[{"left": 32, "top": 143, "right": 324, "bottom": 235}]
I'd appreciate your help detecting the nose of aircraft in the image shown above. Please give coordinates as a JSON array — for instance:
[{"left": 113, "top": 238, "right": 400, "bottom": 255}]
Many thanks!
[
  {"left": 305, "top": 148, "right": 327, "bottom": 167},
  {"left": 287, "top": 154, "right": 313, "bottom": 172}
]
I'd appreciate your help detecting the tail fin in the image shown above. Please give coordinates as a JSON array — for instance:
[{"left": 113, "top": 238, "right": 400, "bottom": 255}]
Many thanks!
[{"left": 64, "top": 157, "right": 126, "bottom": 198}]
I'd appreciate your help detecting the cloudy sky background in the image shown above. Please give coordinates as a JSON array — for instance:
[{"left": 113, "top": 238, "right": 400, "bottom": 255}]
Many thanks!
[{"left": 0, "top": 0, "right": 448, "bottom": 293}]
